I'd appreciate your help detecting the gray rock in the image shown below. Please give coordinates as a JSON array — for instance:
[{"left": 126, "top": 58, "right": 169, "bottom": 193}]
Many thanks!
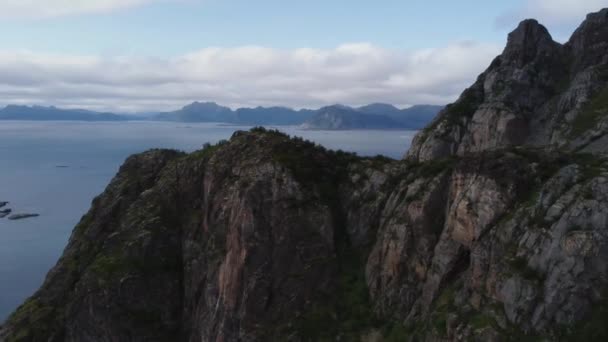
[{"left": 407, "top": 9, "right": 608, "bottom": 162}]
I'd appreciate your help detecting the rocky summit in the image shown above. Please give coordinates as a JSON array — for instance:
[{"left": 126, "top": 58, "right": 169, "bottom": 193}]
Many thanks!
[
  {"left": 407, "top": 9, "right": 608, "bottom": 161},
  {"left": 2, "top": 9, "right": 608, "bottom": 342}
]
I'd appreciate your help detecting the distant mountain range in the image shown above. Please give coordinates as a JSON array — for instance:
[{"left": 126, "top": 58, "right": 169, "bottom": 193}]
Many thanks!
[
  {"left": 0, "top": 105, "right": 128, "bottom": 121},
  {"left": 301, "top": 105, "right": 403, "bottom": 130},
  {"left": 0, "top": 102, "right": 443, "bottom": 130},
  {"left": 157, "top": 102, "right": 443, "bottom": 129},
  {"left": 301, "top": 104, "right": 443, "bottom": 130}
]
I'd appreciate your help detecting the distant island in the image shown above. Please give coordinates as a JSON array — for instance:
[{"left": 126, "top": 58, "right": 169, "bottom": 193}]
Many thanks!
[
  {"left": 0, "top": 105, "right": 128, "bottom": 122},
  {"left": 157, "top": 102, "right": 442, "bottom": 129},
  {"left": 300, "top": 104, "right": 443, "bottom": 130},
  {"left": 0, "top": 102, "right": 443, "bottom": 130},
  {"left": 0, "top": 201, "right": 39, "bottom": 221}
]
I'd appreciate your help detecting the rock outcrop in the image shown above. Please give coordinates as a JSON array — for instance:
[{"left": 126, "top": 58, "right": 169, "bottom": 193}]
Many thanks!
[
  {"left": 407, "top": 9, "right": 608, "bottom": 161},
  {"left": 3, "top": 9, "right": 608, "bottom": 342}
]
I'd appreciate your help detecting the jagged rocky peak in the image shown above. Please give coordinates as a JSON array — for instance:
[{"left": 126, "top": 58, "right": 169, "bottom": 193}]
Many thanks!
[
  {"left": 502, "top": 19, "right": 560, "bottom": 66},
  {"left": 407, "top": 8, "right": 608, "bottom": 162},
  {"left": 566, "top": 8, "right": 608, "bottom": 70}
]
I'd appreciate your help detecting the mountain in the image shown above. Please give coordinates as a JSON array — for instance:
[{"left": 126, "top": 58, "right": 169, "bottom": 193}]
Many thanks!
[
  {"left": 358, "top": 104, "right": 444, "bottom": 129},
  {"left": 3, "top": 9, "right": 608, "bottom": 342},
  {"left": 301, "top": 105, "right": 406, "bottom": 129},
  {"left": 301, "top": 104, "right": 443, "bottom": 130},
  {"left": 156, "top": 102, "right": 440, "bottom": 128},
  {"left": 358, "top": 103, "right": 403, "bottom": 116},
  {"left": 397, "top": 105, "right": 445, "bottom": 128},
  {"left": 0, "top": 102, "right": 439, "bottom": 128},
  {"left": 0, "top": 105, "right": 130, "bottom": 121},
  {"left": 155, "top": 102, "right": 234, "bottom": 122},
  {"left": 408, "top": 10, "right": 608, "bottom": 161},
  {"left": 155, "top": 103, "right": 311, "bottom": 125}
]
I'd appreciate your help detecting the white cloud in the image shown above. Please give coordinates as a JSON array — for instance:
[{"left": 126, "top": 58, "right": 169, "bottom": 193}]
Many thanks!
[
  {"left": 497, "top": 0, "right": 608, "bottom": 34},
  {"left": 0, "top": 42, "right": 501, "bottom": 112},
  {"left": 0, "top": 0, "right": 161, "bottom": 19}
]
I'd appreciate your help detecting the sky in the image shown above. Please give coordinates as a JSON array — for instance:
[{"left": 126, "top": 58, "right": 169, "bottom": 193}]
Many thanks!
[{"left": 0, "top": 0, "right": 606, "bottom": 112}]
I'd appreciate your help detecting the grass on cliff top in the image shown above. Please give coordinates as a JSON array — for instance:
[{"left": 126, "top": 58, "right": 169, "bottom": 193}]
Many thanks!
[
  {"left": 187, "top": 138, "right": 229, "bottom": 161},
  {"left": 249, "top": 127, "right": 394, "bottom": 191},
  {"left": 570, "top": 85, "right": 608, "bottom": 137},
  {"left": 187, "top": 127, "right": 395, "bottom": 184}
]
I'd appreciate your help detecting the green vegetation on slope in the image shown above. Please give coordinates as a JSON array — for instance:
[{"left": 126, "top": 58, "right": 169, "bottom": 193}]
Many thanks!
[
  {"left": 4, "top": 298, "right": 60, "bottom": 342},
  {"left": 570, "top": 86, "right": 608, "bottom": 137},
  {"left": 244, "top": 127, "right": 381, "bottom": 340},
  {"left": 420, "top": 85, "right": 484, "bottom": 139},
  {"left": 560, "top": 292, "right": 608, "bottom": 341}
]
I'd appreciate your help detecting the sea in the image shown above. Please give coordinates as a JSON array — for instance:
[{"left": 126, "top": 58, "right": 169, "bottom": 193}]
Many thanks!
[{"left": 0, "top": 121, "right": 418, "bottom": 320}]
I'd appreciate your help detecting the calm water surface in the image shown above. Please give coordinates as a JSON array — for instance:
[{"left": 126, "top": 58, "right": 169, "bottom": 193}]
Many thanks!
[{"left": 0, "top": 121, "right": 417, "bottom": 319}]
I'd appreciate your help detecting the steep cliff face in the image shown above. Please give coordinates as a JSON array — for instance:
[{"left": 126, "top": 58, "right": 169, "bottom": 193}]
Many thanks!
[
  {"left": 407, "top": 9, "right": 608, "bottom": 161},
  {"left": 0, "top": 131, "right": 392, "bottom": 342},
  {"left": 3, "top": 132, "right": 608, "bottom": 342},
  {"left": 3, "top": 9, "right": 608, "bottom": 342}
]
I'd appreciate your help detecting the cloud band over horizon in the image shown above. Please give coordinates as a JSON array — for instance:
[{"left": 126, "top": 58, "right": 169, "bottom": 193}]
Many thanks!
[
  {"left": 0, "top": 0, "right": 603, "bottom": 112},
  {"left": 0, "top": 42, "right": 501, "bottom": 112}
]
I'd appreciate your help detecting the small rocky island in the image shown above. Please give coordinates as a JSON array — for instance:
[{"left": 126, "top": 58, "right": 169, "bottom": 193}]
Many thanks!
[
  {"left": 0, "top": 209, "right": 12, "bottom": 218},
  {"left": 0, "top": 202, "right": 11, "bottom": 218},
  {"left": 7, "top": 213, "right": 40, "bottom": 221},
  {"left": 0, "top": 201, "right": 39, "bottom": 221}
]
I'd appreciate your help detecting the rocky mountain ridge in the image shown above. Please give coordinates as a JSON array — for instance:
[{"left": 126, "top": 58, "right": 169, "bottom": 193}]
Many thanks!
[
  {"left": 0, "top": 105, "right": 129, "bottom": 121},
  {"left": 0, "top": 102, "right": 440, "bottom": 129},
  {"left": 2, "top": 9, "right": 608, "bottom": 342},
  {"left": 299, "top": 105, "right": 404, "bottom": 130},
  {"left": 157, "top": 102, "right": 442, "bottom": 129},
  {"left": 408, "top": 9, "right": 608, "bottom": 161},
  {"left": 301, "top": 105, "right": 443, "bottom": 130}
]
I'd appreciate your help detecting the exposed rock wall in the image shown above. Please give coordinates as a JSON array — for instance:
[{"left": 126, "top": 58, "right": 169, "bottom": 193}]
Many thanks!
[
  {"left": 407, "top": 9, "right": 608, "bottom": 162},
  {"left": 3, "top": 131, "right": 607, "bottom": 341}
]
